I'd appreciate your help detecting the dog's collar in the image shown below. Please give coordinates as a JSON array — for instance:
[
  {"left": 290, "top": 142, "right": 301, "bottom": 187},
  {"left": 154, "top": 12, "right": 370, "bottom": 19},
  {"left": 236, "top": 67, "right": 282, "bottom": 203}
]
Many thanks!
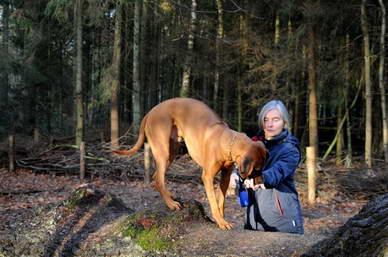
[{"left": 229, "top": 132, "right": 237, "bottom": 161}]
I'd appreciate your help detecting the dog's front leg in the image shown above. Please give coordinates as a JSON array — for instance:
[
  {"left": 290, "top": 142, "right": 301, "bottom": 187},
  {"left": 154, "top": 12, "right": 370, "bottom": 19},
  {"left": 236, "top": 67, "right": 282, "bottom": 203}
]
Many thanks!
[
  {"left": 202, "top": 168, "right": 233, "bottom": 230},
  {"left": 217, "top": 168, "right": 232, "bottom": 218}
]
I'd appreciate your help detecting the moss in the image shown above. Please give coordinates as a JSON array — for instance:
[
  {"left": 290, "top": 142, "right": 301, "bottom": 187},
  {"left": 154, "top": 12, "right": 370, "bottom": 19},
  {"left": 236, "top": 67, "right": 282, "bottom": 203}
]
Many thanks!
[
  {"left": 121, "top": 211, "right": 175, "bottom": 252},
  {"left": 136, "top": 227, "right": 172, "bottom": 251},
  {"left": 122, "top": 224, "right": 172, "bottom": 251}
]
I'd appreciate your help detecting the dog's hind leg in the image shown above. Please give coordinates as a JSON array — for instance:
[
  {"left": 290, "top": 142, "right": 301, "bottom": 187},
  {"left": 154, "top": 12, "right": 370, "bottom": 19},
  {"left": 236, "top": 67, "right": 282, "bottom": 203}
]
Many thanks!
[
  {"left": 149, "top": 137, "right": 181, "bottom": 210},
  {"left": 153, "top": 156, "right": 181, "bottom": 210}
]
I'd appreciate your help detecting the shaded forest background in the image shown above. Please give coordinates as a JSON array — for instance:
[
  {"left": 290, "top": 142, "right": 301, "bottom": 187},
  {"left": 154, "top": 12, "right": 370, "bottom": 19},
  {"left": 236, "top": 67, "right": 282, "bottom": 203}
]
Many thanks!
[{"left": 0, "top": 0, "right": 387, "bottom": 168}]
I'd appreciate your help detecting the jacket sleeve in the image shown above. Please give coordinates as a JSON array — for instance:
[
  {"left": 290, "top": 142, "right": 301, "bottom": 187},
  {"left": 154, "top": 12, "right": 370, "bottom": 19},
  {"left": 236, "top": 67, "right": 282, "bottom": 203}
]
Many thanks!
[{"left": 262, "top": 145, "right": 300, "bottom": 188}]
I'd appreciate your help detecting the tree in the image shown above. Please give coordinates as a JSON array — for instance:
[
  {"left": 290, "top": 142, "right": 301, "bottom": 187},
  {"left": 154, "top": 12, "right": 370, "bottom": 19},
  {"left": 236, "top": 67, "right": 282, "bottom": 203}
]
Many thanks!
[
  {"left": 132, "top": 0, "right": 142, "bottom": 133},
  {"left": 0, "top": 2, "right": 10, "bottom": 133},
  {"left": 111, "top": 1, "right": 124, "bottom": 149},
  {"left": 215, "top": 0, "right": 224, "bottom": 112},
  {"left": 180, "top": 0, "right": 197, "bottom": 97},
  {"left": 361, "top": 0, "right": 373, "bottom": 168},
  {"left": 306, "top": 15, "right": 319, "bottom": 159},
  {"left": 378, "top": 0, "right": 387, "bottom": 164},
  {"left": 74, "top": 0, "right": 84, "bottom": 146}
]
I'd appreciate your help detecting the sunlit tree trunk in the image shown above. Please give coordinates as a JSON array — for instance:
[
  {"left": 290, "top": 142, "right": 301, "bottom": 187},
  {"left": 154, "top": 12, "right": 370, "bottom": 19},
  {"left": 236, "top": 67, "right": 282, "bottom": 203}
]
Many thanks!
[
  {"left": 74, "top": 0, "right": 84, "bottom": 146},
  {"left": 361, "top": 0, "right": 373, "bottom": 168},
  {"left": 378, "top": 0, "right": 388, "bottom": 163},
  {"left": 180, "top": 0, "right": 197, "bottom": 97},
  {"left": 307, "top": 22, "right": 319, "bottom": 159},
  {"left": 132, "top": 0, "right": 142, "bottom": 133},
  {"left": 111, "top": 2, "right": 123, "bottom": 149}
]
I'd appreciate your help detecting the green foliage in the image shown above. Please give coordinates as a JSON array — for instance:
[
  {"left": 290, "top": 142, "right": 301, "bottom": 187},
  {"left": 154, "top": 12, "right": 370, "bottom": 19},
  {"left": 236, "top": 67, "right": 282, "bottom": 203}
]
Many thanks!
[{"left": 45, "top": 0, "right": 73, "bottom": 22}]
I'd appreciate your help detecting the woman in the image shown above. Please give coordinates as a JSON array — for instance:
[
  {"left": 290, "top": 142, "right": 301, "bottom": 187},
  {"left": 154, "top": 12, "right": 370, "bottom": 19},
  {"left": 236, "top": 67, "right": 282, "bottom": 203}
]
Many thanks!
[{"left": 244, "top": 100, "right": 304, "bottom": 234}]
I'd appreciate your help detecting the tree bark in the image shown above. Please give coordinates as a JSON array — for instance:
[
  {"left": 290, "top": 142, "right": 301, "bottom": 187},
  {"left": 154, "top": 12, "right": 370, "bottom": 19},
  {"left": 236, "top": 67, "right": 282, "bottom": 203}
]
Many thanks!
[
  {"left": 237, "top": 11, "right": 248, "bottom": 132},
  {"left": 111, "top": 2, "right": 123, "bottom": 149},
  {"left": 361, "top": 0, "right": 373, "bottom": 168},
  {"left": 75, "top": 0, "right": 84, "bottom": 146},
  {"left": 271, "top": 12, "right": 280, "bottom": 92},
  {"left": 306, "top": 146, "right": 316, "bottom": 205},
  {"left": 132, "top": 0, "right": 142, "bottom": 134},
  {"left": 180, "top": 0, "right": 197, "bottom": 97},
  {"left": 1, "top": 3, "right": 10, "bottom": 131},
  {"left": 344, "top": 35, "right": 353, "bottom": 168},
  {"left": 215, "top": 0, "right": 224, "bottom": 113},
  {"left": 336, "top": 104, "right": 344, "bottom": 166},
  {"left": 307, "top": 22, "right": 319, "bottom": 158},
  {"left": 378, "top": 0, "right": 388, "bottom": 163}
]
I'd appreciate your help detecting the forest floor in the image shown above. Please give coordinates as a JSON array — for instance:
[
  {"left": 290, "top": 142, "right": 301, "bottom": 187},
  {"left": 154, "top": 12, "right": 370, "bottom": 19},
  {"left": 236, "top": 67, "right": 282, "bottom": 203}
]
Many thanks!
[{"left": 0, "top": 154, "right": 387, "bottom": 257}]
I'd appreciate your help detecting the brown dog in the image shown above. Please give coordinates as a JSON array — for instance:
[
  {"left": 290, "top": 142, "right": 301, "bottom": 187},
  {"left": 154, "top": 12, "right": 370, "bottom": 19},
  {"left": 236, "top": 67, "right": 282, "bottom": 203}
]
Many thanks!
[{"left": 114, "top": 98, "right": 267, "bottom": 229}]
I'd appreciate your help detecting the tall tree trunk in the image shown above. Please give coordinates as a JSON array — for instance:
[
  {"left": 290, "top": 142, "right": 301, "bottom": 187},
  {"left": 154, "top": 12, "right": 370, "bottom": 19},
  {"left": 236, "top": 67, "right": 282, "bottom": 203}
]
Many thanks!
[
  {"left": 237, "top": 10, "right": 248, "bottom": 132},
  {"left": 149, "top": 7, "right": 159, "bottom": 109},
  {"left": 132, "top": 0, "right": 142, "bottom": 133},
  {"left": 111, "top": 2, "right": 123, "bottom": 149},
  {"left": 180, "top": 0, "right": 197, "bottom": 97},
  {"left": 344, "top": 34, "right": 353, "bottom": 168},
  {"left": 74, "top": 0, "right": 84, "bottom": 146},
  {"left": 378, "top": 0, "right": 388, "bottom": 163},
  {"left": 307, "top": 23, "right": 319, "bottom": 158},
  {"left": 1, "top": 3, "right": 10, "bottom": 131},
  {"left": 141, "top": 0, "right": 149, "bottom": 111},
  {"left": 215, "top": 0, "right": 224, "bottom": 113},
  {"left": 271, "top": 12, "right": 280, "bottom": 92},
  {"left": 361, "top": 0, "right": 373, "bottom": 168}
]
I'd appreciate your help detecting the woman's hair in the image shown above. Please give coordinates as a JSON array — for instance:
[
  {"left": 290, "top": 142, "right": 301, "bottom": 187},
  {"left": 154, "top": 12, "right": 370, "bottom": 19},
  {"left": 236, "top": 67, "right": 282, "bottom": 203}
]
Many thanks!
[{"left": 257, "top": 100, "right": 290, "bottom": 129}]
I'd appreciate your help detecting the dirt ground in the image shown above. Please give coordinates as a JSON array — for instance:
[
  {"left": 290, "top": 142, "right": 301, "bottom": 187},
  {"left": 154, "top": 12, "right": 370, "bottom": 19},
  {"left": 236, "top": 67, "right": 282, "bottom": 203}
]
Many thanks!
[{"left": 0, "top": 158, "right": 383, "bottom": 257}]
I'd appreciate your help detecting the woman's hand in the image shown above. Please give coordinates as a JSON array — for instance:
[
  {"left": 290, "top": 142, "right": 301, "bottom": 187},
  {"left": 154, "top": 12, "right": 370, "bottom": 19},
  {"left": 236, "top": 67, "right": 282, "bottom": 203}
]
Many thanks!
[
  {"left": 252, "top": 183, "right": 266, "bottom": 190},
  {"left": 244, "top": 179, "right": 266, "bottom": 190}
]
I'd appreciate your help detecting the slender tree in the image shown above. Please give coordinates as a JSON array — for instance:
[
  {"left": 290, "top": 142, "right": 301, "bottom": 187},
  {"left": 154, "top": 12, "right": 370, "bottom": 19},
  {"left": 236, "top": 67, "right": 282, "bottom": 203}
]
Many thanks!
[
  {"left": 237, "top": 9, "right": 248, "bottom": 132},
  {"left": 336, "top": 103, "right": 344, "bottom": 166},
  {"left": 1, "top": 2, "right": 10, "bottom": 132},
  {"left": 306, "top": 19, "right": 319, "bottom": 159},
  {"left": 344, "top": 35, "right": 353, "bottom": 168},
  {"left": 74, "top": 0, "right": 84, "bottom": 146},
  {"left": 132, "top": 0, "right": 142, "bottom": 133},
  {"left": 111, "top": 1, "right": 124, "bottom": 149},
  {"left": 378, "top": 0, "right": 387, "bottom": 163},
  {"left": 215, "top": 0, "right": 224, "bottom": 112},
  {"left": 361, "top": 0, "right": 373, "bottom": 168},
  {"left": 180, "top": 0, "right": 197, "bottom": 97}
]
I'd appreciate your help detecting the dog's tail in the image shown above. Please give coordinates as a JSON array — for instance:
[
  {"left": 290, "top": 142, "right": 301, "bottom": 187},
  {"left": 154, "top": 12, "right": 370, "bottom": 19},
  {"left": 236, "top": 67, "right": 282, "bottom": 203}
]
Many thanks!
[{"left": 113, "top": 115, "right": 148, "bottom": 155}]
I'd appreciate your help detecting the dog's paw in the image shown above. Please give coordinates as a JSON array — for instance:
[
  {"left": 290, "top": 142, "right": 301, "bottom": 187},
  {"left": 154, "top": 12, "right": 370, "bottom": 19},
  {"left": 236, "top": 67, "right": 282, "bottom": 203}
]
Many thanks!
[
  {"left": 218, "top": 220, "right": 233, "bottom": 230},
  {"left": 166, "top": 199, "right": 182, "bottom": 210}
]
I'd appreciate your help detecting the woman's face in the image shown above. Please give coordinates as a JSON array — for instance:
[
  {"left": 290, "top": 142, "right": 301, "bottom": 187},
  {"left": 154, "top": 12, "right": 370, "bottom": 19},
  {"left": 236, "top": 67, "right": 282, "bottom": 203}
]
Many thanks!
[{"left": 263, "top": 108, "right": 285, "bottom": 139}]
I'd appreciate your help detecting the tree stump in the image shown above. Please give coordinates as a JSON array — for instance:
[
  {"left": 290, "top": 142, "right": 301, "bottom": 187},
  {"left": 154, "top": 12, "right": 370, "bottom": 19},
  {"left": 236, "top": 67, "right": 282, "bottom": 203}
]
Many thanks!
[{"left": 302, "top": 193, "right": 388, "bottom": 257}]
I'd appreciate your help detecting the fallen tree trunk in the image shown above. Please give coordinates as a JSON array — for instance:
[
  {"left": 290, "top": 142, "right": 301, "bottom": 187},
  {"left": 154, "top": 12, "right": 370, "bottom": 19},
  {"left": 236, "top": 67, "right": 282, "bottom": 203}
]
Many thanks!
[{"left": 302, "top": 193, "right": 388, "bottom": 257}]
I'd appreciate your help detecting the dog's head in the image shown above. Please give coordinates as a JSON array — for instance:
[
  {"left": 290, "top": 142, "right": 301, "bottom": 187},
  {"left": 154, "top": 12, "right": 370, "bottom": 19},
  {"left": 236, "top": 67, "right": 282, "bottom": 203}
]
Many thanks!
[{"left": 235, "top": 140, "right": 267, "bottom": 179}]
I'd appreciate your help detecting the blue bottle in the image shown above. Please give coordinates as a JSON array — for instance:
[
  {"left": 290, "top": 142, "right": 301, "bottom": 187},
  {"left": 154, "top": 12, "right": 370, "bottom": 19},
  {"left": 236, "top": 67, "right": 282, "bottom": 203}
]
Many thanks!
[{"left": 237, "top": 180, "right": 250, "bottom": 207}]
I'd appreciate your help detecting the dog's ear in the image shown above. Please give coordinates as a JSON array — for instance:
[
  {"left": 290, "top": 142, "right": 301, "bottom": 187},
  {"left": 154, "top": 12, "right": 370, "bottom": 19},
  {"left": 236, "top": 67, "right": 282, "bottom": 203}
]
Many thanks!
[{"left": 239, "top": 156, "right": 256, "bottom": 178}]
